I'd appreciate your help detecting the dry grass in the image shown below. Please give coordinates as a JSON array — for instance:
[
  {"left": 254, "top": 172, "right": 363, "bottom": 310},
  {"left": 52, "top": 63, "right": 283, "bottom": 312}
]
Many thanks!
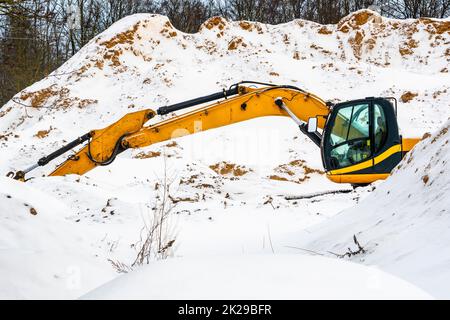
[{"left": 108, "top": 156, "right": 177, "bottom": 273}]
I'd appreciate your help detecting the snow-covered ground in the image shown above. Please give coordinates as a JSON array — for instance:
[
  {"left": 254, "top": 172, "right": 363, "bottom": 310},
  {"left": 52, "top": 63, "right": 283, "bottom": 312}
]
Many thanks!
[
  {"left": 292, "top": 119, "right": 450, "bottom": 298},
  {"left": 0, "top": 10, "right": 449, "bottom": 299},
  {"left": 82, "top": 255, "right": 432, "bottom": 300}
]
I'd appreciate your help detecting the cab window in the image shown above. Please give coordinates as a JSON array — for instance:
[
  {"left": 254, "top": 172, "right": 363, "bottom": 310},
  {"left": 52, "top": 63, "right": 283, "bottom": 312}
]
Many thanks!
[
  {"left": 329, "top": 103, "right": 371, "bottom": 169},
  {"left": 374, "top": 104, "right": 387, "bottom": 153}
]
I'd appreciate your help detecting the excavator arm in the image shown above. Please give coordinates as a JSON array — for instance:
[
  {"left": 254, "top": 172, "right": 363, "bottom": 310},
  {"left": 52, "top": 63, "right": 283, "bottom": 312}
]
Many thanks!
[{"left": 10, "top": 82, "right": 330, "bottom": 180}]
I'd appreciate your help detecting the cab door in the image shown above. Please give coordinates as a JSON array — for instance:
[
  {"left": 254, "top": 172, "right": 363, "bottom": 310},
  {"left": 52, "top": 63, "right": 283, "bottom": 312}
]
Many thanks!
[
  {"left": 371, "top": 100, "right": 402, "bottom": 175},
  {"left": 323, "top": 101, "right": 373, "bottom": 172}
]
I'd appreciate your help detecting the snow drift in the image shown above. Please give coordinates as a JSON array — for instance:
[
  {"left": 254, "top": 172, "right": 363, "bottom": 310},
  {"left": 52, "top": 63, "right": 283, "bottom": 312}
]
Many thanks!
[
  {"left": 0, "top": 177, "right": 115, "bottom": 299},
  {"left": 294, "top": 120, "right": 450, "bottom": 297},
  {"left": 82, "top": 255, "right": 431, "bottom": 300}
]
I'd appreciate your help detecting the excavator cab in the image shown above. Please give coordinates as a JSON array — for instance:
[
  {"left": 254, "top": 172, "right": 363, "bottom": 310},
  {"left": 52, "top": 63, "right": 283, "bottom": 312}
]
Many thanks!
[{"left": 320, "top": 97, "right": 402, "bottom": 185}]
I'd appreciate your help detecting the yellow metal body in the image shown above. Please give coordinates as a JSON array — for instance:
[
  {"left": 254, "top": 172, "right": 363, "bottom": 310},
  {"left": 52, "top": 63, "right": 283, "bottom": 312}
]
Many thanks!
[
  {"left": 50, "top": 109, "right": 155, "bottom": 176},
  {"left": 47, "top": 85, "right": 420, "bottom": 185},
  {"left": 326, "top": 138, "right": 421, "bottom": 184}
]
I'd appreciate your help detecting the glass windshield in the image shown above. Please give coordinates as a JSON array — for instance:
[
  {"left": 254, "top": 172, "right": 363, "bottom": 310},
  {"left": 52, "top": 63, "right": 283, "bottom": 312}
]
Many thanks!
[{"left": 328, "top": 103, "right": 371, "bottom": 169}]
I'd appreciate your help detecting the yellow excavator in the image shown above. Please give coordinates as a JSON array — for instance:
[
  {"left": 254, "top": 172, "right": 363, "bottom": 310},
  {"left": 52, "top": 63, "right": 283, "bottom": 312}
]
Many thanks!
[{"left": 8, "top": 81, "right": 420, "bottom": 185}]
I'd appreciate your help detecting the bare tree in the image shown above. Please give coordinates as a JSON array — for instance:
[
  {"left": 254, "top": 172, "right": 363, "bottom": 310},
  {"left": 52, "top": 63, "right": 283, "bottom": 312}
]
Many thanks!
[
  {"left": 1, "top": 0, "right": 449, "bottom": 108},
  {"left": 380, "top": 0, "right": 450, "bottom": 19}
]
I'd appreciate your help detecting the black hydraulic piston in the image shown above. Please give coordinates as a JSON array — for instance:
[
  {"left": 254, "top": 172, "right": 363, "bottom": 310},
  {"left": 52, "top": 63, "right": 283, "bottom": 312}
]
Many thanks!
[{"left": 157, "top": 86, "right": 239, "bottom": 116}]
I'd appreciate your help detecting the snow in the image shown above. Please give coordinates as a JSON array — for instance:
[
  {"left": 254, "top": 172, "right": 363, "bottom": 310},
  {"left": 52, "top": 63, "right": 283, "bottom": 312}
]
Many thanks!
[
  {"left": 290, "top": 120, "right": 450, "bottom": 298},
  {"left": 0, "top": 177, "right": 116, "bottom": 299},
  {"left": 0, "top": 9, "right": 449, "bottom": 299},
  {"left": 82, "top": 254, "right": 431, "bottom": 300}
]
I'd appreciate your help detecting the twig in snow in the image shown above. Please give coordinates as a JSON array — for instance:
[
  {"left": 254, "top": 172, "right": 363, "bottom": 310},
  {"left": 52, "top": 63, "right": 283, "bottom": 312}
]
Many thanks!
[
  {"left": 284, "top": 189, "right": 353, "bottom": 200},
  {"left": 263, "top": 196, "right": 275, "bottom": 209},
  {"left": 328, "top": 235, "right": 366, "bottom": 258},
  {"left": 284, "top": 246, "right": 326, "bottom": 256},
  {"left": 267, "top": 224, "right": 275, "bottom": 254}
]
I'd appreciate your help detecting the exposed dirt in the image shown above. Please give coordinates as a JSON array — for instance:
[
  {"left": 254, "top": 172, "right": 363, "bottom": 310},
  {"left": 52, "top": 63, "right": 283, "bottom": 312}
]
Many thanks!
[
  {"left": 228, "top": 37, "right": 247, "bottom": 50},
  {"left": 401, "top": 91, "right": 418, "bottom": 103},
  {"left": 19, "top": 85, "right": 97, "bottom": 109},
  {"left": 399, "top": 47, "right": 414, "bottom": 56},
  {"left": 160, "top": 21, "right": 178, "bottom": 38},
  {"left": 239, "top": 21, "right": 264, "bottom": 33},
  {"left": 103, "top": 49, "right": 123, "bottom": 67},
  {"left": 100, "top": 22, "right": 140, "bottom": 49},
  {"left": 239, "top": 21, "right": 252, "bottom": 30},
  {"left": 78, "top": 99, "right": 98, "bottom": 109},
  {"left": 399, "top": 38, "right": 419, "bottom": 56},
  {"left": 432, "top": 127, "right": 448, "bottom": 143},
  {"left": 209, "top": 162, "right": 251, "bottom": 177},
  {"left": 0, "top": 133, "right": 12, "bottom": 141},
  {"left": 270, "top": 159, "right": 323, "bottom": 184},
  {"left": 318, "top": 26, "right": 333, "bottom": 35},
  {"left": 419, "top": 18, "right": 450, "bottom": 35},
  {"left": 34, "top": 127, "right": 53, "bottom": 139},
  {"left": 269, "top": 175, "right": 288, "bottom": 182},
  {"left": 94, "top": 59, "right": 104, "bottom": 70},
  {"left": 179, "top": 174, "right": 199, "bottom": 185},
  {"left": 134, "top": 151, "right": 161, "bottom": 159},
  {"left": 203, "top": 16, "right": 227, "bottom": 31},
  {"left": 165, "top": 141, "right": 179, "bottom": 148},
  {"left": 349, "top": 30, "right": 365, "bottom": 59},
  {"left": 433, "top": 89, "right": 447, "bottom": 99},
  {"left": 338, "top": 10, "right": 375, "bottom": 33},
  {"left": 169, "top": 195, "right": 198, "bottom": 204},
  {"left": 0, "top": 106, "right": 11, "bottom": 118},
  {"left": 20, "top": 85, "right": 63, "bottom": 108},
  {"left": 179, "top": 172, "right": 220, "bottom": 191}
]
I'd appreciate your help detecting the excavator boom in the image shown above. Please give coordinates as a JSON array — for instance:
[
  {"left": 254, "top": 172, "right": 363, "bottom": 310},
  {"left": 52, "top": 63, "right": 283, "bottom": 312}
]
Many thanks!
[
  {"left": 49, "top": 83, "right": 329, "bottom": 177},
  {"left": 8, "top": 81, "right": 420, "bottom": 185}
]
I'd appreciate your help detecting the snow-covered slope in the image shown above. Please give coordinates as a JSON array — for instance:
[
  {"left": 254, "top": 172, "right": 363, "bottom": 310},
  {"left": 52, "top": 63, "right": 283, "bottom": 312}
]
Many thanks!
[
  {"left": 0, "top": 10, "right": 449, "bottom": 299},
  {"left": 291, "top": 120, "right": 450, "bottom": 298},
  {"left": 82, "top": 255, "right": 431, "bottom": 300},
  {"left": 0, "top": 177, "right": 116, "bottom": 299}
]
